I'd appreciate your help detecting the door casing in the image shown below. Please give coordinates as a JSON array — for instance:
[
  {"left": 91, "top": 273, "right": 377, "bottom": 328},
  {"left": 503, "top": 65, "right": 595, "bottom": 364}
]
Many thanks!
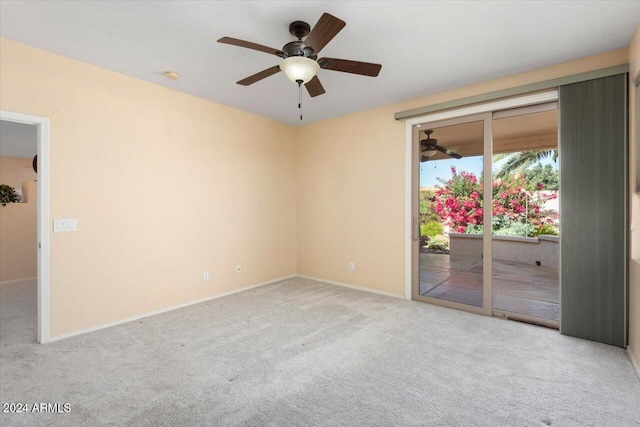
[{"left": 1, "top": 110, "right": 51, "bottom": 343}]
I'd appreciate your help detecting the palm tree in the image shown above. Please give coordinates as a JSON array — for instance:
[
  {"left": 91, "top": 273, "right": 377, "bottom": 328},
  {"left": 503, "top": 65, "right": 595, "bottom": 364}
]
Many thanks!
[{"left": 492, "top": 149, "right": 558, "bottom": 178}]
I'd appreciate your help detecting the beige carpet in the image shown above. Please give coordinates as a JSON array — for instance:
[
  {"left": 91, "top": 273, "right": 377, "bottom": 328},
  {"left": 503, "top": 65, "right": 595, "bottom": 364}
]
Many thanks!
[{"left": 1, "top": 277, "right": 639, "bottom": 426}]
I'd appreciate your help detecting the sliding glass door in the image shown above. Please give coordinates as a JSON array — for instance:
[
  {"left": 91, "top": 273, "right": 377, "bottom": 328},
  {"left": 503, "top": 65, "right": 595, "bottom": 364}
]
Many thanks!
[
  {"left": 412, "top": 101, "right": 560, "bottom": 327},
  {"left": 412, "top": 113, "right": 492, "bottom": 316},
  {"left": 491, "top": 105, "right": 560, "bottom": 327}
]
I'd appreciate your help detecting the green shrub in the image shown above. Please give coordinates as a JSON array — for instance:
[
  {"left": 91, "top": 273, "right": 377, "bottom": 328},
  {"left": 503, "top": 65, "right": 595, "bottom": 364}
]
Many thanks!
[
  {"left": 493, "top": 222, "right": 532, "bottom": 237},
  {"left": 427, "top": 237, "right": 449, "bottom": 251},
  {"left": 421, "top": 221, "right": 444, "bottom": 238},
  {"left": 465, "top": 224, "right": 483, "bottom": 234},
  {"left": 0, "top": 184, "right": 19, "bottom": 207},
  {"left": 532, "top": 224, "right": 559, "bottom": 236},
  {"left": 467, "top": 215, "right": 535, "bottom": 237}
]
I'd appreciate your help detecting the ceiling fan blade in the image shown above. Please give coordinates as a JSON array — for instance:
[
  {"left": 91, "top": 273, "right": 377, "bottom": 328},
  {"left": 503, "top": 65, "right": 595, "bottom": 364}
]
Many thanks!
[
  {"left": 303, "top": 13, "right": 346, "bottom": 55},
  {"left": 218, "top": 37, "right": 285, "bottom": 57},
  {"left": 318, "top": 58, "right": 381, "bottom": 77},
  {"left": 434, "top": 145, "right": 462, "bottom": 159},
  {"left": 305, "top": 76, "right": 325, "bottom": 97},
  {"left": 236, "top": 65, "right": 281, "bottom": 86}
]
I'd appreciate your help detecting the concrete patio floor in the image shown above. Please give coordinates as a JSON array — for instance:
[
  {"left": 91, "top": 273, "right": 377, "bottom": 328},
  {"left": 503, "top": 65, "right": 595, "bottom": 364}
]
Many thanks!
[{"left": 420, "top": 253, "right": 559, "bottom": 323}]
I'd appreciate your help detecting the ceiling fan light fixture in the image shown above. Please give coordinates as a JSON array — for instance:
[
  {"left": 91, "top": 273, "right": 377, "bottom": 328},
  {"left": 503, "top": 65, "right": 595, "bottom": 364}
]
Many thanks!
[
  {"left": 279, "top": 56, "right": 319, "bottom": 84},
  {"left": 423, "top": 149, "right": 437, "bottom": 157}
]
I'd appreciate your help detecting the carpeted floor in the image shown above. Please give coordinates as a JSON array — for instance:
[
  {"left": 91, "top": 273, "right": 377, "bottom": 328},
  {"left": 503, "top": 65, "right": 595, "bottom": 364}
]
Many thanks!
[{"left": 1, "top": 277, "right": 639, "bottom": 426}]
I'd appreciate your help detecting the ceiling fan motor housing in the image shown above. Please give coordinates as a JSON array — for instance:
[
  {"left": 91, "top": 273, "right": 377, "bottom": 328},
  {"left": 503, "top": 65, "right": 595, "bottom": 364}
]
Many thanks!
[
  {"left": 289, "top": 21, "right": 311, "bottom": 39},
  {"left": 284, "top": 21, "right": 316, "bottom": 58},
  {"left": 282, "top": 41, "right": 315, "bottom": 58}
]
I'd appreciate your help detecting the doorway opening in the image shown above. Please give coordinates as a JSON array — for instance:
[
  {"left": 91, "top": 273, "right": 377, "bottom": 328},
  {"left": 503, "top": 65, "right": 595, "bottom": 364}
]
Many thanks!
[
  {"left": 0, "top": 120, "right": 38, "bottom": 343},
  {"left": 0, "top": 111, "right": 50, "bottom": 343}
]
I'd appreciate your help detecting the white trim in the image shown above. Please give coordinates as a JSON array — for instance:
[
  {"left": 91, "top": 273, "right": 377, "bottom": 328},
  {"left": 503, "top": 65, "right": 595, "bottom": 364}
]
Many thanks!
[
  {"left": 1, "top": 110, "right": 50, "bottom": 344},
  {"left": 47, "top": 275, "right": 297, "bottom": 343},
  {"left": 296, "top": 274, "right": 405, "bottom": 299},
  {"left": 403, "top": 91, "right": 558, "bottom": 304},
  {"left": 628, "top": 347, "right": 640, "bottom": 380},
  {"left": 0, "top": 277, "right": 37, "bottom": 285}
]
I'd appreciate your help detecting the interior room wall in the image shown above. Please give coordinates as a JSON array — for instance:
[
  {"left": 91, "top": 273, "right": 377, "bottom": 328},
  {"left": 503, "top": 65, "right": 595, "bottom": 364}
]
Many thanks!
[
  {"left": 0, "top": 155, "right": 36, "bottom": 190},
  {"left": 0, "top": 37, "right": 297, "bottom": 338},
  {"left": 0, "top": 156, "right": 37, "bottom": 282},
  {"left": 627, "top": 23, "right": 640, "bottom": 372},
  {"left": 295, "top": 48, "right": 629, "bottom": 297},
  {"left": 1, "top": 35, "right": 635, "bottom": 346}
]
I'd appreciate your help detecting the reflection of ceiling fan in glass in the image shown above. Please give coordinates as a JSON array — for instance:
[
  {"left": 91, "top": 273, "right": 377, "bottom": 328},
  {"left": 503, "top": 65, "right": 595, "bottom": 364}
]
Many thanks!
[{"left": 420, "top": 129, "right": 462, "bottom": 162}]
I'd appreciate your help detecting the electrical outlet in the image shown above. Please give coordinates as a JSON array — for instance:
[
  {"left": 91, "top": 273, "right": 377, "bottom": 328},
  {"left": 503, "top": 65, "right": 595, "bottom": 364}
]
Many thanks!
[
  {"left": 236, "top": 265, "right": 242, "bottom": 274},
  {"left": 203, "top": 271, "right": 210, "bottom": 281},
  {"left": 349, "top": 262, "right": 355, "bottom": 271}
]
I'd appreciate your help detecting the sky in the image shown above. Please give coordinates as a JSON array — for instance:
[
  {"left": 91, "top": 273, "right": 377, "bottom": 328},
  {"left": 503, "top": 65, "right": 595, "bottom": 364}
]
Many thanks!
[{"left": 419, "top": 155, "right": 558, "bottom": 188}]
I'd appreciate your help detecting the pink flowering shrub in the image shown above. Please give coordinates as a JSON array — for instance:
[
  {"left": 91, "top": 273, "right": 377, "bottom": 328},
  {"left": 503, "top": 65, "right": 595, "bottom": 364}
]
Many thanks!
[{"left": 432, "top": 167, "right": 558, "bottom": 236}]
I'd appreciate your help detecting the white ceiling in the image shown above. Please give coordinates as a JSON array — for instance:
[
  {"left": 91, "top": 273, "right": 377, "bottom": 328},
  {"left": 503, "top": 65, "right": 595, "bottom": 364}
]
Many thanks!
[
  {"left": 1, "top": 1, "right": 639, "bottom": 126},
  {"left": 0, "top": 121, "right": 37, "bottom": 158}
]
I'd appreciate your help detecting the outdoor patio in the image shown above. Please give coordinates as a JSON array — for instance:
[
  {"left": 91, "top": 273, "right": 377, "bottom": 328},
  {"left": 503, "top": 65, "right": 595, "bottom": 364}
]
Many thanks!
[{"left": 419, "top": 252, "right": 559, "bottom": 322}]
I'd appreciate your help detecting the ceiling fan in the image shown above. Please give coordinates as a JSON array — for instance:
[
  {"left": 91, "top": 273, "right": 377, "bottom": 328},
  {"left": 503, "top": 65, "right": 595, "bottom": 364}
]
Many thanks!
[
  {"left": 420, "top": 129, "right": 462, "bottom": 162},
  {"left": 217, "top": 13, "right": 382, "bottom": 101}
]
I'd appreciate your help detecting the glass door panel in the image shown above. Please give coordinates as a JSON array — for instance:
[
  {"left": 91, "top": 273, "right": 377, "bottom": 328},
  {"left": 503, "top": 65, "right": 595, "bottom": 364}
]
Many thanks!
[
  {"left": 491, "top": 108, "right": 560, "bottom": 325},
  {"left": 417, "top": 119, "right": 486, "bottom": 309}
]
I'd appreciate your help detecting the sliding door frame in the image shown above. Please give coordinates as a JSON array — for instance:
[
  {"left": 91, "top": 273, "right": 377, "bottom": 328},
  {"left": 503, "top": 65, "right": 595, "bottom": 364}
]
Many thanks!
[
  {"left": 410, "top": 113, "right": 493, "bottom": 316},
  {"left": 404, "top": 91, "right": 559, "bottom": 316}
]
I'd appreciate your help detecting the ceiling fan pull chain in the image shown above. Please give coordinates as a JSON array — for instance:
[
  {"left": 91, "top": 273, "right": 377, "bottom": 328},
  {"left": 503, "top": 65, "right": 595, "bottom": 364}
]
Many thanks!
[{"left": 297, "top": 79, "right": 303, "bottom": 120}]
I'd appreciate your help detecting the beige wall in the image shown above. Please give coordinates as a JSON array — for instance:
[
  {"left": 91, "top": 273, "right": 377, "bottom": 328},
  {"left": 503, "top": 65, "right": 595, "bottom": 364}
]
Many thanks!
[
  {"left": 1, "top": 34, "right": 636, "bottom": 347},
  {"left": 0, "top": 156, "right": 37, "bottom": 282},
  {"left": 628, "top": 24, "right": 640, "bottom": 370},
  {"left": 0, "top": 38, "right": 297, "bottom": 337},
  {"left": 296, "top": 48, "right": 629, "bottom": 297},
  {"left": 0, "top": 156, "right": 37, "bottom": 190}
]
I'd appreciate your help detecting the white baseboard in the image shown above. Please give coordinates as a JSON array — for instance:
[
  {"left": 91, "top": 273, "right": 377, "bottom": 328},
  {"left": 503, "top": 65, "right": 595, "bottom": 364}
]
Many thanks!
[
  {"left": 628, "top": 347, "right": 640, "bottom": 380},
  {"left": 0, "top": 277, "right": 37, "bottom": 285},
  {"left": 296, "top": 274, "right": 404, "bottom": 299},
  {"left": 46, "top": 274, "right": 296, "bottom": 343}
]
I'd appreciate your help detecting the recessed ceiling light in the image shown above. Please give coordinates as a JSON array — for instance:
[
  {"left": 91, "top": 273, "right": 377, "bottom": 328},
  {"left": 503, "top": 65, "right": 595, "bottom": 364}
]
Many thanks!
[{"left": 164, "top": 71, "right": 179, "bottom": 80}]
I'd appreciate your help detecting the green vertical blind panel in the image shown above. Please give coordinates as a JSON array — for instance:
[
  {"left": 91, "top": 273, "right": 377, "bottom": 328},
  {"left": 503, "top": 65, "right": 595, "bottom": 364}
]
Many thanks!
[{"left": 559, "top": 74, "right": 627, "bottom": 347}]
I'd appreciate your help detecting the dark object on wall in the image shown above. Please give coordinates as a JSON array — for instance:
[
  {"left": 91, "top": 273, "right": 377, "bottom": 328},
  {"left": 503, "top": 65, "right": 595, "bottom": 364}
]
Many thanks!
[
  {"left": 560, "top": 74, "right": 627, "bottom": 348},
  {"left": 32, "top": 155, "right": 37, "bottom": 174}
]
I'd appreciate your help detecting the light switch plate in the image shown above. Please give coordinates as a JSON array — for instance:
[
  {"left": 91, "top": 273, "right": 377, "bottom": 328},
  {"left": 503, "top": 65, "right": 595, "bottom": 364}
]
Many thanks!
[{"left": 53, "top": 218, "right": 77, "bottom": 232}]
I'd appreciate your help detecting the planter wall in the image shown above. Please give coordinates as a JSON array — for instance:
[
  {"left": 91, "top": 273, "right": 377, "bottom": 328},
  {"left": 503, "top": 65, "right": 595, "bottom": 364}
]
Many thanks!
[{"left": 449, "top": 233, "right": 559, "bottom": 271}]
